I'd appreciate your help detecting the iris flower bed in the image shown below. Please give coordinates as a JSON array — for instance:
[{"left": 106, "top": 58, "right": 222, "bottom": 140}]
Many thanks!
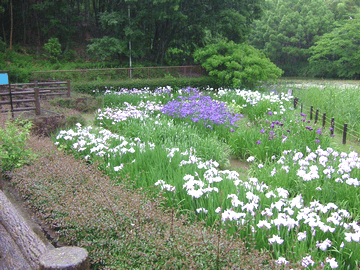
[{"left": 54, "top": 86, "right": 359, "bottom": 269}]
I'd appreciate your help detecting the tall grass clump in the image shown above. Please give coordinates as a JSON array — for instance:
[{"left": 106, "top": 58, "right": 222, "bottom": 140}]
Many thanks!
[
  {"left": 229, "top": 110, "right": 332, "bottom": 161},
  {"left": 291, "top": 85, "right": 360, "bottom": 136}
]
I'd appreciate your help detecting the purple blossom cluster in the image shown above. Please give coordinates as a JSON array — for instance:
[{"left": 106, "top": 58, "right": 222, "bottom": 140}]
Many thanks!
[
  {"left": 161, "top": 90, "right": 242, "bottom": 130},
  {"left": 257, "top": 120, "right": 286, "bottom": 144},
  {"left": 255, "top": 112, "right": 326, "bottom": 146}
]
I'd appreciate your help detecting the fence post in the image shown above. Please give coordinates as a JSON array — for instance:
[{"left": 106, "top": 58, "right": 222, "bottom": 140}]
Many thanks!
[
  {"left": 310, "top": 106, "right": 313, "bottom": 120},
  {"left": 343, "top": 123, "right": 347, "bottom": 144},
  {"left": 66, "top": 80, "right": 71, "bottom": 98},
  {"left": 331, "top": 118, "right": 335, "bottom": 136},
  {"left": 8, "top": 81, "right": 14, "bottom": 118},
  {"left": 34, "top": 87, "right": 41, "bottom": 115},
  {"left": 315, "top": 109, "right": 319, "bottom": 124},
  {"left": 293, "top": 97, "right": 298, "bottom": 109},
  {"left": 322, "top": 113, "right": 326, "bottom": 128},
  {"left": 343, "top": 124, "right": 347, "bottom": 144}
]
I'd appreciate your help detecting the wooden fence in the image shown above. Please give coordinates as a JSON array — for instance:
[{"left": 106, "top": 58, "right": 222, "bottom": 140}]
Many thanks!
[
  {"left": 0, "top": 80, "right": 70, "bottom": 116},
  {"left": 31, "top": 65, "right": 204, "bottom": 81},
  {"left": 293, "top": 97, "right": 352, "bottom": 144}
]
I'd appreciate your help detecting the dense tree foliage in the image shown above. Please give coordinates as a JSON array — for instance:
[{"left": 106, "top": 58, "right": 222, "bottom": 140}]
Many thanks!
[
  {"left": 86, "top": 0, "right": 262, "bottom": 64},
  {"left": 249, "top": 0, "right": 335, "bottom": 76},
  {"left": 194, "top": 41, "right": 283, "bottom": 88},
  {"left": 327, "top": 0, "right": 360, "bottom": 20},
  {"left": 4, "top": 0, "right": 360, "bottom": 80},
  {"left": 0, "top": 0, "right": 262, "bottom": 65},
  {"left": 308, "top": 18, "right": 360, "bottom": 79}
]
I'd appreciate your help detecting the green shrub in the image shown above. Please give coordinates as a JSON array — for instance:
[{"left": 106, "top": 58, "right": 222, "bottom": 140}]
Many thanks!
[
  {"left": 0, "top": 117, "right": 36, "bottom": 171},
  {"left": 0, "top": 50, "right": 35, "bottom": 82},
  {"left": 63, "top": 49, "right": 77, "bottom": 62},
  {"left": 64, "top": 115, "right": 87, "bottom": 128},
  {"left": 44, "top": 38, "right": 62, "bottom": 63},
  {"left": 194, "top": 41, "right": 284, "bottom": 89}
]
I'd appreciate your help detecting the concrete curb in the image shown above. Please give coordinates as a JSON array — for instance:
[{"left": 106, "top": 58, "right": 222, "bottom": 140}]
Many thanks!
[{"left": 0, "top": 173, "right": 89, "bottom": 270}]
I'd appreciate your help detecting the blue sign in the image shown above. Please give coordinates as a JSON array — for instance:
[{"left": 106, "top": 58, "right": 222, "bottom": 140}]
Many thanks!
[{"left": 0, "top": 73, "right": 9, "bottom": 85}]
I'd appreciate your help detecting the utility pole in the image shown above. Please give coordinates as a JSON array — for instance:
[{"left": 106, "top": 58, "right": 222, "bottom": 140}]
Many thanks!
[{"left": 128, "top": 4, "right": 132, "bottom": 79}]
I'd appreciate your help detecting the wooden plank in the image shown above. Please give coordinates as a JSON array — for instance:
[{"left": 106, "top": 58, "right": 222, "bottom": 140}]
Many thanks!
[
  {"left": 0, "top": 100, "right": 10, "bottom": 105},
  {"left": 34, "top": 87, "right": 41, "bottom": 115},
  {"left": 12, "top": 81, "right": 67, "bottom": 86},
  {"left": 10, "top": 91, "right": 35, "bottom": 95},
  {"left": 13, "top": 107, "right": 36, "bottom": 112},
  {"left": 44, "top": 92, "right": 67, "bottom": 96},
  {"left": 12, "top": 99, "right": 36, "bottom": 103},
  {"left": 36, "top": 82, "right": 67, "bottom": 86},
  {"left": 40, "top": 87, "right": 67, "bottom": 90}
]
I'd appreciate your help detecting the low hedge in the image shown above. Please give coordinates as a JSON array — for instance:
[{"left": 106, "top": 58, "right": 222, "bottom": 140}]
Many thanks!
[{"left": 71, "top": 76, "right": 222, "bottom": 94}]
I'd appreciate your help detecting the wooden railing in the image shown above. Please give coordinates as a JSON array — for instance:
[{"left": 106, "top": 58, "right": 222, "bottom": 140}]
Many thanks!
[
  {"left": 31, "top": 65, "right": 204, "bottom": 81},
  {"left": 0, "top": 80, "right": 70, "bottom": 116}
]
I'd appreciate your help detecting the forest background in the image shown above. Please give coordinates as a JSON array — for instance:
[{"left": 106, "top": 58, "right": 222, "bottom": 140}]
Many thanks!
[{"left": 1, "top": 0, "right": 360, "bottom": 82}]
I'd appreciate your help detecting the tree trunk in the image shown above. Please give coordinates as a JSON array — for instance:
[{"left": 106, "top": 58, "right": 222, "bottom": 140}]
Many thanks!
[
  {"left": 0, "top": 190, "right": 48, "bottom": 269},
  {"left": 9, "top": 0, "right": 13, "bottom": 49}
]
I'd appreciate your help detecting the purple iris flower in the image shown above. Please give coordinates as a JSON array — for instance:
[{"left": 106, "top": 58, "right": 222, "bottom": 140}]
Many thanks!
[{"left": 161, "top": 89, "right": 241, "bottom": 132}]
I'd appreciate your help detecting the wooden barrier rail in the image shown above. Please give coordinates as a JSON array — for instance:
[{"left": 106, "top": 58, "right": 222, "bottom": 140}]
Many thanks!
[
  {"left": 12, "top": 80, "right": 71, "bottom": 98},
  {"left": 31, "top": 65, "right": 204, "bottom": 81},
  {"left": 0, "top": 88, "right": 41, "bottom": 115},
  {"left": 0, "top": 80, "right": 70, "bottom": 116}
]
